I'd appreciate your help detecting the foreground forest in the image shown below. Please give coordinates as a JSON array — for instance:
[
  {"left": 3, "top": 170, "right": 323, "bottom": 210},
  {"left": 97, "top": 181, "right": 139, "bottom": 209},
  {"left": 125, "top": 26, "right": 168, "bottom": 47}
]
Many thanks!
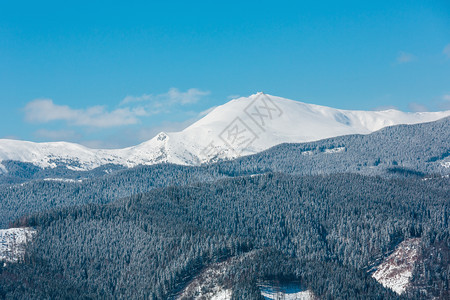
[{"left": 1, "top": 173, "right": 449, "bottom": 299}]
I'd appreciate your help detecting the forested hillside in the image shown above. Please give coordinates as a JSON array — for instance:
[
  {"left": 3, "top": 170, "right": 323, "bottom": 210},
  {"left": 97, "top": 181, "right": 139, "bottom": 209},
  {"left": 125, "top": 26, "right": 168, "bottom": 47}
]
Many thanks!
[
  {"left": 0, "top": 164, "right": 225, "bottom": 228},
  {"left": 1, "top": 173, "right": 449, "bottom": 299}
]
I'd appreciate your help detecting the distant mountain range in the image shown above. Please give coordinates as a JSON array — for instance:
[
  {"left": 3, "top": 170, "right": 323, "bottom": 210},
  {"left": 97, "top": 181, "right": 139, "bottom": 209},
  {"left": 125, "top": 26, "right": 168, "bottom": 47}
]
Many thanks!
[{"left": 1, "top": 93, "right": 449, "bottom": 171}]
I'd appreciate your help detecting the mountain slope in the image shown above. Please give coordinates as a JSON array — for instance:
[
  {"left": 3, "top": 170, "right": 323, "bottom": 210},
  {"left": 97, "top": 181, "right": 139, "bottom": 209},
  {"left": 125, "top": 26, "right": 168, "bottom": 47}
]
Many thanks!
[{"left": 1, "top": 93, "right": 449, "bottom": 171}]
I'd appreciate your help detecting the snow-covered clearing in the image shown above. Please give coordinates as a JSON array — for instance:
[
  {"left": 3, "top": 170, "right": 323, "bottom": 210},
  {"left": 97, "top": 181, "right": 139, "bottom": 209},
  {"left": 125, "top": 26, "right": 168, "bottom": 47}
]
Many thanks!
[
  {"left": 0, "top": 227, "right": 35, "bottom": 262},
  {"left": 372, "top": 238, "right": 421, "bottom": 294}
]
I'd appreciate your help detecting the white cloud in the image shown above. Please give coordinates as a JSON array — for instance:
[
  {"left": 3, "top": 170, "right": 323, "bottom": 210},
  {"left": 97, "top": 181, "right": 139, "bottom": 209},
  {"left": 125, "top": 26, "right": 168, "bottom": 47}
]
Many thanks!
[
  {"left": 443, "top": 44, "right": 450, "bottom": 59},
  {"left": 23, "top": 88, "right": 210, "bottom": 129},
  {"left": 443, "top": 94, "right": 450, "bottom": 101},
  {"left": 121, "top": 93, "right": 153, "bottom": 104},
  {"left": 121, "top": 88, "right": 210, "bottom": 105},
  {"left": 227, "top": 94, "right": 240, "bottom": 100},
  {"left": 396, "top": 52, "right": 416, "bottom": 64},
  {"left": 166, "top": 88, "right": 210, "bottom": 104},
  {"left": 24, "top": 99, "right": 147, "bottom": 128}
]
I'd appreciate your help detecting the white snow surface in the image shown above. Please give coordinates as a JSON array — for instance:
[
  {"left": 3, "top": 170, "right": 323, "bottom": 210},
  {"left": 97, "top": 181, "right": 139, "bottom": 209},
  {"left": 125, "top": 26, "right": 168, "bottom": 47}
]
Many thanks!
[
  {"left": 372, "top": 238, "right": 421, "bottom": 294},
  {"left": 0, "top": 227, "right": 35, "bottom": 262},
  {"left": 260, "top": 289, "right": 315, "bottom": 300},
  {"left": 210, "top": 289, "right": 232, "bottom": 300},
  {"left": 1, "top": 93, "right": 449, "bottom": 170},
  {"left": 176, "top": 259, "right": 232, "bottom": 300},
  {"left": 323, "top": 146, "right": 346, "bottom": 154},
  {"left": 43, "top": 178, "right": 83, "bottom": 183},
  {"left": 258, "top": 281, "right": 315, "bottom": 300}
]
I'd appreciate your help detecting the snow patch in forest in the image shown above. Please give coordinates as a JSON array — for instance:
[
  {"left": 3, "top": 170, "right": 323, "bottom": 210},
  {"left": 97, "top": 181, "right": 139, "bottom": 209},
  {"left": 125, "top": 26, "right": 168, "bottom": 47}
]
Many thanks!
[
  {"left": 261, "top": 289, "right": 315, "bottom": 300},
  {"left": 176, "top": 259, "right": 231, "bottom": 300},
  {"left": 441, "top": 161, "right": 450, "bottom": 168},
  {"left": 323, "top": 147, "right": 345, "bottom": 154},
  {"left": 422, "top": 174, "right": 450, "bottom": 181},
  {"left": 177, "top": 252, "right": 261, "bottom": 299},
  {"left": 258, "top": 281, "right": 315, "bottom": 300},
  {"left": 372, "top": 238, "right": 421, "bottom": 294},
  {"left": 210, "top": 289, "right": 232, "bottom": 300},
  {"left": 0, "top": 227, "right": 35, "bottom": 262},
  {"left": 301, "top": 150, "right": 314, "bottom": 156},
  {"left": 43, "top": 178, "right": 83, "bottom": 183}
]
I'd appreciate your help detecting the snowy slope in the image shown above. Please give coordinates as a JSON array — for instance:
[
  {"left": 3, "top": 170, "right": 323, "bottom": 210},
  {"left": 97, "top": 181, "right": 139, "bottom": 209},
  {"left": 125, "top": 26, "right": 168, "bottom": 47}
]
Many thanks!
[
  {"left": 261, "top": 289, "right": 315, "bottom": 300},
  {"left": 176, "top": 259, "right": 232, "bottom": 300},
  {"left": 258, "top": 281, "right": 315, "bottom": 300},
  {"left": 372, "top": 238, "right": 421, "bottom": 294},
  {"left": 1, "top": 93, "right": 449, "bottom": 171},
  {"left": 0, "top": 227, "right": 35, "bottom": 262}
]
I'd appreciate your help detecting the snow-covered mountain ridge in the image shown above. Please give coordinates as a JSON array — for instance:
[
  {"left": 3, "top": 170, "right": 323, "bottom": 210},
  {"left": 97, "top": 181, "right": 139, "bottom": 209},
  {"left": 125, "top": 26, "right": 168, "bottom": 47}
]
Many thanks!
[{"left": 1, "top": 93, "right": 449, "bottom": 171}]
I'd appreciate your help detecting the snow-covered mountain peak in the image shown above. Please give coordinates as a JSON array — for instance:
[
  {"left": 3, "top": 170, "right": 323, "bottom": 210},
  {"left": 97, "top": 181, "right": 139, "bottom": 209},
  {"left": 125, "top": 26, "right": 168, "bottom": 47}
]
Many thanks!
[
  {"left": 1, "top": 93, "right": 449, "bottom": 171},
  {"left": 181, "top": 93, "right": 449, "bottom": 158}
]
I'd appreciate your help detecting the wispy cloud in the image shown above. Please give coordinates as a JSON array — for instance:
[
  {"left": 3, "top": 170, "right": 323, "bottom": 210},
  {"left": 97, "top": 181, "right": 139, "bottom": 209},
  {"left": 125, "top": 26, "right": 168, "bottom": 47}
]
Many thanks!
[
  {"left": 23, "top": 88, "right": 210, "bottom": 129},
  {"left": 443, "top": 44, "right": 450, "bottom": 59},
  {"left": 227, "top": 94, "right": 240, "bottom": 100},
  {"left": 121, "top": 94, "right": 153, "bottom": 104},
  {"left": 396, "top": 51, "right": 416, "bottom": 64},
  {"left": 121, "top": 88, "right": 210, "bottom": 105},
  {"left": 24, "top": 99, "right": 147, "bottom": 128}
]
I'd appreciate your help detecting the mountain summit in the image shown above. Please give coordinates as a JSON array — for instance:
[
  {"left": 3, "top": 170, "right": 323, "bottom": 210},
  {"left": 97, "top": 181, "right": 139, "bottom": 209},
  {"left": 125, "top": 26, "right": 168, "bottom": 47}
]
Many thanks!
[{"left": 1, "top": 93, "right": 449, "bottom": 171}]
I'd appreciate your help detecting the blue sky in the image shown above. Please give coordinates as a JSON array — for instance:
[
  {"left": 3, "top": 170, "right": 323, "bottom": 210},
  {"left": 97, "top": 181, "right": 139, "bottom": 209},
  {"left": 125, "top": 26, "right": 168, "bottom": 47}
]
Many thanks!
[{"left": 1, "top": 0, "right": 449, "bottom": 148}]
